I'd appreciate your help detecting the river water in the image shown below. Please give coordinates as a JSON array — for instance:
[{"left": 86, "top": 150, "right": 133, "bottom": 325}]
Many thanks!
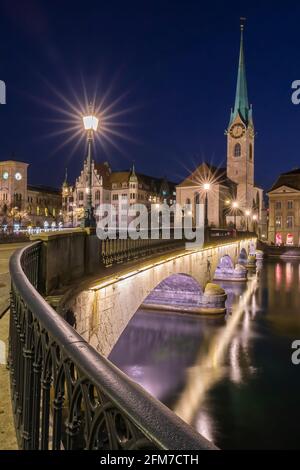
[{"left": 109, "top": 260, "right": 300, "bottom": 449}]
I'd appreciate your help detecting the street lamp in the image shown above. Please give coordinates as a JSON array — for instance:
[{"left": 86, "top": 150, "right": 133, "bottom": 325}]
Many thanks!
[
  {"left": 203, "top": 182, "right": 211, "bottom": 241},
  {"left": 232, "top": 201, "right": 239, "bottom": 229},
  {"left": 82, "top": 107, "right": 99, "bottom": 228},
  {"left": 245, "top": 209, "right": 251, "bottom": 232},
  {"left": 203, "top": 182, "right": 210, "bottom": 227}
]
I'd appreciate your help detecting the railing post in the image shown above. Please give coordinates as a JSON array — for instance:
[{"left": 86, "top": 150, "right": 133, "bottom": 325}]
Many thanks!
[
  {"left": 21, "top": 308, "right": 34, "bottom": 449},
  {"left": 31, "top": 355, "right": 42, "bottom": 449}
]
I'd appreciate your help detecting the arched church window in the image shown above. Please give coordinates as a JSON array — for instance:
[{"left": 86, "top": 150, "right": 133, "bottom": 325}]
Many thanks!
[
  {"left": 234, "top": 143, "right": 241, "bottom": 157},
  {"left": 249, "top": 144, "right": 253, "bottom": 161}
]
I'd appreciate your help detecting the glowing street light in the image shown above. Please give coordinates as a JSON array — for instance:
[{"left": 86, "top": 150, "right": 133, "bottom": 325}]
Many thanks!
[
  {"left": 83, "top": 114, "right": 99, "bottom": 132},
  {"left": 245, "top": 209, "right": 251, "bottom": 232},
  {"left": 82, "top": 105, "right": 99, "bottom": 228}
]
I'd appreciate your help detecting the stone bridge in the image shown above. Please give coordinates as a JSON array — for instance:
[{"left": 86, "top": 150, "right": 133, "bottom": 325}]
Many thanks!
[{"left": 63, "top": 237, "right": 256, "bottom": 357}]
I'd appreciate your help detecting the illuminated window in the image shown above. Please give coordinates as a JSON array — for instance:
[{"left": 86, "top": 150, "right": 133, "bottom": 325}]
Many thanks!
[
  {"left": 286, "top": 215, "right": 293, "bottom": 228},
  {"left": 275, "top": 216, "right": 282, "bottom": 228},
  {"left": 112, "top": 194, "right": 118, "bottom": 201},
  {"left": 275, "top": 201, "right": 281, "bottom": 210},
  {"left": 287, "top": 200, "right": 293, "bottom": 209},
  {"left": 79, "top": 191, "right": 84, "bottom": 201},
  {"left": 234, "top": 143, "right": 241, "bottom": 157},
  {"left": 36, "top": 206, "right": 40, "bottom": 216}
]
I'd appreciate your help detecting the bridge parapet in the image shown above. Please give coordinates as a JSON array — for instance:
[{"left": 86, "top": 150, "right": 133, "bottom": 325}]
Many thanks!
[
  {"left": 8, "top": 242, "right": 216, "bottom": 450},
  {"left": 30, "top": 228, "right": 255, "bottom": 296}
]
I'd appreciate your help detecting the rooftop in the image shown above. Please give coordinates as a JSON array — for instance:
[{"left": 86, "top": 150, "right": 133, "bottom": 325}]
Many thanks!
[
  {"left": 177, "top": 162, "right": 236, "bottom": 189},
  {"left": 268, "top": 169, "right": 300, "bottom": 193}
]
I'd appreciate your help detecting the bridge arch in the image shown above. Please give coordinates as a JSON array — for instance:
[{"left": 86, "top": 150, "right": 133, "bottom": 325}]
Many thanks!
[
  {"left": 238, "top": 247, "right": 248, "bottom": 265},
  {"left": 215, "top": 254, "right": 234, "bottom": 270},
  {"left": 142, "top": 273, "right": 203, "bottom": 311},
  {"left": 66, "top": 238, "right": 256, "bottom": 357}
]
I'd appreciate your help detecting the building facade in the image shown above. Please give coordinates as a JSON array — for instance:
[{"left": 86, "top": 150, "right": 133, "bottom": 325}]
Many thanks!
[
  {"left": 268, "top": 169, "right": 300, "bottom": 246},
  {"left": 176, "top": 26, "right": 265, "bottom": 235},
  {"left": 62, "top": 162, "right": 176, "bottom": 227},
  {"left": 176, "top": 163, "right": 236, "bottom": 228},
  {"left": 0, "top": 159, "right": 62, "bottom": 227}
]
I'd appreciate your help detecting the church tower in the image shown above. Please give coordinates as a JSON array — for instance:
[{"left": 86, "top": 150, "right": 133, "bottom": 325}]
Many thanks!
[{"left": 226, "top": 23, "right": 255, "bottom": 211}]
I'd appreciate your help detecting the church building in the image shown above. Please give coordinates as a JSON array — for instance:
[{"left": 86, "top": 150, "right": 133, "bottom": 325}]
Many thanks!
[{"left": 176, "top": 25, "right": 265, "bottom": 235}]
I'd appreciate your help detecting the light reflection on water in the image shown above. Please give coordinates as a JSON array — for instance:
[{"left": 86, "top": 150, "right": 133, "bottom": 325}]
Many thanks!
[{"left": 109, "top": 260, "right": 300, "bottom": 449}]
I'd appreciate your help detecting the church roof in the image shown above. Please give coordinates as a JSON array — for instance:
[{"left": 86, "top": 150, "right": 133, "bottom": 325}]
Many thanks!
[
  {"left": 229, "top": 26, "right": 252, "bottom": 127},
  {"left": 268, "top": 169, "right": 300, "bottom": 193},
  {"left": 177, "top": 162, "right": 237, "bottom": 190}
]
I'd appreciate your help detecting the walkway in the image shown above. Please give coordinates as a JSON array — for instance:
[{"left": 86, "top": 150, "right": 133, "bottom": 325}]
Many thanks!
[{"left": 0, "top": 243, "right": 28, "bottom": 450}]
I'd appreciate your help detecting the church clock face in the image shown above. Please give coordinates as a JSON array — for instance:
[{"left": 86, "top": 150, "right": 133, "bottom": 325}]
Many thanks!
[
  {"left": 15, "top": 172, "right": 22, "bottom": 181},
  {"left": 2, "top": 171, "right": 8, "bottom": 180},
  {"left": 230, "top": 123, "right": 245, "bottom": 139}
]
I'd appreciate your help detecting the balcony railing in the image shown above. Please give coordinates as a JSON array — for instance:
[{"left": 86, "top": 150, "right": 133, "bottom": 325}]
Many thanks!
[{"left": 8, "top": 241, "right": 216, "bottom": 450}]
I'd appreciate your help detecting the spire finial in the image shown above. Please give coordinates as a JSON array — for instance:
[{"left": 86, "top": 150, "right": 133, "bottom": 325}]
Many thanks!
[
  {"left": 63, "top": 167, "right": 68, "bottom": 188},
  {"left": 240, "top": 17, "right": 246, "bottom": 32}
]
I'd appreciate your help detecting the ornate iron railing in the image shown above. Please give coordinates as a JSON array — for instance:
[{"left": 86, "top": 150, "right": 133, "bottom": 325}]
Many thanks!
[
  {"left": 101, "top": 232, "right": 184, "bottom": 266},
  {"left": 100, "top": 229, "right": 255, "bottom": 266},
  {"left": 8, "top": 242, "right": 216, "bottom": 450}
]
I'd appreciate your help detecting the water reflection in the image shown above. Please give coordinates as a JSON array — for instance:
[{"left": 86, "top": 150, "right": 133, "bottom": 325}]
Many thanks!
[{"left": 110, "top": 260, "right": 300, "bottom": 449}]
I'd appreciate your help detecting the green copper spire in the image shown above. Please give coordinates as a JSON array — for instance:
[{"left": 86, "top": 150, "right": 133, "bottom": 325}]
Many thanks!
[{"left": 229, "top": 23, "right": 251, "bottom": 126}]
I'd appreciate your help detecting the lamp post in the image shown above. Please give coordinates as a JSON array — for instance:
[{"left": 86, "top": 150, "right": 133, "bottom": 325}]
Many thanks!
[
  {"left": 245, "top": 209, "right": 251, "bottom": 232},
  {"left": 252, "top": 214, "right": 258, "bottom": 234},
  {"left": 82, "top": 107, "right": 99, "bottom": 228},
  {"left": 232, "top": 201, "right": 239, "bottom": 229},
  {"left": 203, "top": 182, "right": 210, "bottom": 241},
  {"left": 203, "top": 183, "right": 210, "bottom": 227}
]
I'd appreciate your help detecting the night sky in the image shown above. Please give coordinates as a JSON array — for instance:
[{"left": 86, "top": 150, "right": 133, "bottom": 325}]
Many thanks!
[{"left": 0, "top": 0, "right": 299, "bottom": 191}]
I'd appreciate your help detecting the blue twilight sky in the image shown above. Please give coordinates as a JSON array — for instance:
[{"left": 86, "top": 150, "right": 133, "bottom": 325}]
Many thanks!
[{"left": 0, "top": 0, "right": 299, "bottom": 191}]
